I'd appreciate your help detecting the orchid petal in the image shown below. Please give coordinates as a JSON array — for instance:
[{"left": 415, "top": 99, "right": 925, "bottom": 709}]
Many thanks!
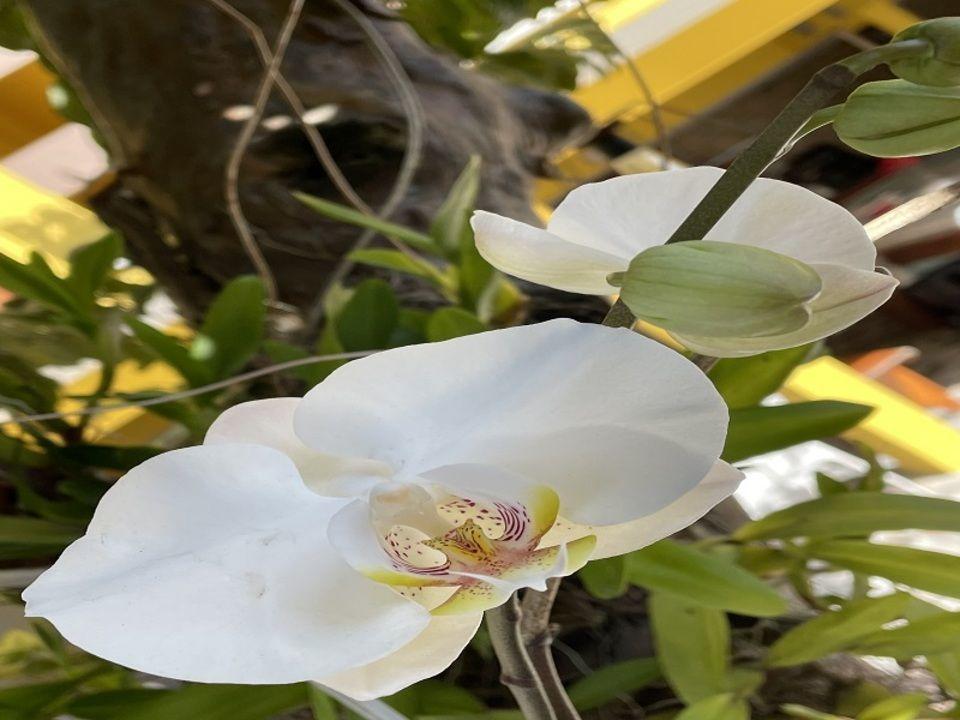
[
  {"left": 294, "top": 320, "right": 728, "bottom": 527},
  {"left": 547, "top": 167, "right": 876, "bottom": 270},
  {"left": 319, "top": 612, "right": 483, "bottom": 700},
  {"left": 205, "top": 398, "right": 391, "bottom": 496},
  {"left": 472, "top": 210, "right": 624, "bottom": 295},
  {"left": 23, "top": 445, "right": 430, "bottom": 684},
  {"left": 674, "top": 264, "right": 899, "bottom": 357},
  {"left": 540, "top": 460, "right": 743, "bottom": 559}
]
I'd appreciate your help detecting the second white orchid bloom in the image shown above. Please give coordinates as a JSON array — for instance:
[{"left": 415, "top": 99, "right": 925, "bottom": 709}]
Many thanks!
[
  {"left": 472, "top": 167, "right": 898, "bottom": 357},
  {"left": 23, "top": 320, "right": 740, "bottom": 699}
]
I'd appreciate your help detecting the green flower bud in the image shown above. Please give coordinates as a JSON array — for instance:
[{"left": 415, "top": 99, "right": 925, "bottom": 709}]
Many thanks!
[
  {"left": 891, "top": 18, "right": 960, "bottom": 87},
  {"left": 834, "top": 79, "right": 960, "bottom": 157},
  {"left": 618, "top": 241, "right": 822, "bottom": 339}
]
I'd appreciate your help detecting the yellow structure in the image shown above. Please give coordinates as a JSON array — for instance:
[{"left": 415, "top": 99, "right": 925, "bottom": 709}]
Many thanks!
[{"left": 783, "top": 357, "right": 960, "bottom": 475}]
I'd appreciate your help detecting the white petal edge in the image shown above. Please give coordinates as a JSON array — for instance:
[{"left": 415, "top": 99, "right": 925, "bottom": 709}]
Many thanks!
[
  {"left": 318, "top": 613, "right": 483, "bottom": 700},
  {"left": 675, "top": 264, "right": 899, "bottom": 357},
  {"left": 294, "top": 319, "right": 729, "bottom": 527},
  {"left": 547, "top": 167, "right": 876, "bottom": 271},
  {"left": 205, "top": 398, "right": 392, "bottom": 496},
  {"left": 589, "top": 460, "right": 743, "bottom": 559},
  {"left": 23, "top": 444, "right": 430, "bottom": 684},
  {"left": 471, "top": 210, "right": 624, "bottom": 295}
]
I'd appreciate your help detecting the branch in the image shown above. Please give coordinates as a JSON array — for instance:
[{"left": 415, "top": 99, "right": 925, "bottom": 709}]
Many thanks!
[
  {"left": 222, "top": 0, "right": 307, "bottom": 303},
  {"left": 521, "top": 579, "right": 582, "bottom": 720},
  {"left": 486, "top": 595, "right": 557, "bottom": 720}
]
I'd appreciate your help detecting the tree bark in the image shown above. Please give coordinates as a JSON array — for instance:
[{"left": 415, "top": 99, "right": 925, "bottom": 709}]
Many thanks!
[{"left": 21, "top": 0, "right": 590, "bottom": 320}]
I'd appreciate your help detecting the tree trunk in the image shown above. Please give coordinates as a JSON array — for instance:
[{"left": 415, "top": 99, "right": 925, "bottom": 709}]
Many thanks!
[{"left": 20, "top": 0, "right": 591, "bottom": 320}]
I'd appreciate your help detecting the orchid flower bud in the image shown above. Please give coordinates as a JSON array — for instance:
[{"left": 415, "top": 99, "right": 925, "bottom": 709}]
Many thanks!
[
  {"left": 617, "top": 241, "right": 823, "bottom": 339},
  {"left": 834, "top": 79, "right": 960, "bottom": 157},
  {"left": 891, "top": 18, "right": 960, "bottom": 87}
]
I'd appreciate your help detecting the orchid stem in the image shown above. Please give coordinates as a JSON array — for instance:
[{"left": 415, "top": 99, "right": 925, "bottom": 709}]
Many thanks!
[
  {"left": 521, "top": 579, "right": 582, "bottom": 720},
  {"left": 600, "top": 38, "right": 931, "bottom": 330},
  {"left": 486, "top": 595, "right": 558, "bottom": 720}
]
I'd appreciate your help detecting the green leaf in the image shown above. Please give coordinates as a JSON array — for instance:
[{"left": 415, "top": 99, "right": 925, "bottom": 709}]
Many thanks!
[
  {"left": 781, "top": 705, "right": 846, "bottom": 720},
  {"left": 0, "top": 252, "right": 86, "bottom": 322},
  {"left": 336, "top": 279, "right": 399, "bottom": 351},
  {"left": 294, "top": 192, "right": 439, "bottom": 254},
  {"left": 579, "top": 555, "right": 629, "bottom": 600},
  {"left": 708, "top": 344, "right": 814, "bottom": 409},
  {"left": 735, "top": 493, "right": 960, "bottom": 541},
  {"left": 348, "top": 248, "right": 446, "bottom": 285},
  {"left": 816, "top": 472, "right": 850, "bottom": 496},
  {"left": 927, "top": 651, "right": 960, "bottom": 698},
  {"left": 67, "top": 684, "right": 308, "bottom": 720},
  {"left": 648, "top": 593, "right": 731, "bottom": 703},
  {"left": 857, "top": 693, "right": 927, "bottom": 720},
  {"left": 55, "top": 444, "right": 161, "bottom": 470},
  {"left": 722, "top": 401, "right": 872, "bottom": 462},
  {"left": 625, "top": 540, "right": 787, "bottom": 617},
  {"left": 126, "top": 318, "right": 211, "bottom": 387},
  {"left": 196, "top": 276, "right": 266, "bottom": 378},
  {"left": 66, "top": 233, "right": 122, "bottom": 302},
  {"left": 308, "top": 685, "right": 336, "bottom": 720},
  {"left": 676, "top": 693, "right": 749, "bottom": 720},
  {"left": 851, "top": 611, "right": 960, "bottom": 658},
  {"left": 0, "top": 516, "right": 82, "bottom": 547},
  {"left": 567, "top": 658, "right": 660, "bottom": 711},
  {"left": 387, "top": 680, "right": 486, "bottom": 716},
  {"left": 620, "top": 241, "right": 822, "bottom": 338},
  {"left": 431, "top": 156, "right": 481, "bottom": 257},
  {"left": 806, "top": 540, "right": 960, "bottom": 598},
  {"left": 766, "top": 593, "right": 910, "bottom": 667},
  {"left": 426, "top": 307, "right": 486, "bottom": 342}
]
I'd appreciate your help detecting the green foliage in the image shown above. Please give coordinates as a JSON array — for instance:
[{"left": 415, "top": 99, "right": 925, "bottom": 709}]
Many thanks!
[
  {"left": 676, "top": 693, "right": 749, "bottom": 720},
  {"left": 709, "top": 344, "right": 814, "bottom": 409},
  {"left": 195, "top": 276, "right": 266, "bottom": 378},
  {"left": 426, "top": 307, "right": 486, "bottom": 341},
  {"left": 735, "top": 492, "right": 960, "bottom": 541},
  {"left": 649, "top": 593, "right": 731, "bottom": 703},
  {"left": 722, "top": 401, "right": 873, "bottom": 462},
  {"left": 582, "top": 540, "right": 786, "bottom": 617},
  {"left": 566, "top": 658, "right": 660, "bottom": 711},
  {"left": 805, "top": 540, "right": 960, "bottom": 598},
  {"left": 766, "top": 594, "right": 910, "bottom": 667},
  {"left": 399, "top": 0, "right": 579, "bottom": 89}
]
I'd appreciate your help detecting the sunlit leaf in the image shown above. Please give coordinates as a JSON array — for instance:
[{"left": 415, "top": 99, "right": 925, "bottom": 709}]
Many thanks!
[
  {"left": 767, "top": 594, "right": 909, "bottom": 667},
  {"left": 649, "top": 593, "right": 731, "bottom": 703},
  {"left": 722, "top": 401, "right": 872, "bottom": 462}
]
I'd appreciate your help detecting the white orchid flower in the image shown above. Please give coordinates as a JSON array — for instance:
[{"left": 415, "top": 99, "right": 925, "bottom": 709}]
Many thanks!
[
  {"left": 23, "top": 319, "right": 740, "bottom": 699},
  {"left": 472, "top": 167, "right": 898, "bottom": 357}
]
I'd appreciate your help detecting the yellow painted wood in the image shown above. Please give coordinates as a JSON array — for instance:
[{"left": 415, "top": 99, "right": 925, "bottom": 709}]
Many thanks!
[
  {"left": 841, "top": 0, "right": 919, "bottom": 36},
  {"left": 571, "top": 0, "right": 839, "bottom": 126},
  {"left": 0, "top": 167, "right": 107, "bottom": 272},
  {"left": 0, "top": 60, "right": 63, "bottom": 158},
  {"left": 782, "top": 357, "right": 960, "bottom": 475}
]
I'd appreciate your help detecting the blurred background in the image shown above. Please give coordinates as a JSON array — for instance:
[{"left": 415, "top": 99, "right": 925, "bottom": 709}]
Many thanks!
[{"left": 1, "top": 1, "right": 960, "bottom": 718}]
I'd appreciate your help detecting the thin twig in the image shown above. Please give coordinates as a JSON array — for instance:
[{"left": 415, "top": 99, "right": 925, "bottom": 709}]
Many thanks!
[
  {"left": 223, "top": 0, "right": 307, "bottom": 303},
  {"left": 2, "top": 351, "right": 372, "bottom": 425},
  {"left": 521, "top": 579, "right": 582, "bottom": 720},
  {"left": 206, "top": 0, "right": 372, "bottom": 214},
  {"left": 864, "top": 180, "right": 960, "bottom": 242},
  {"left": 303, "top": 0, "right": 427, "bottom": 336},
  {"left": 577, "top": 0, "right": 671, "bottom": 167},
  {"left": 487, "top": 595, "right": 557, "bottom": 720}
]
